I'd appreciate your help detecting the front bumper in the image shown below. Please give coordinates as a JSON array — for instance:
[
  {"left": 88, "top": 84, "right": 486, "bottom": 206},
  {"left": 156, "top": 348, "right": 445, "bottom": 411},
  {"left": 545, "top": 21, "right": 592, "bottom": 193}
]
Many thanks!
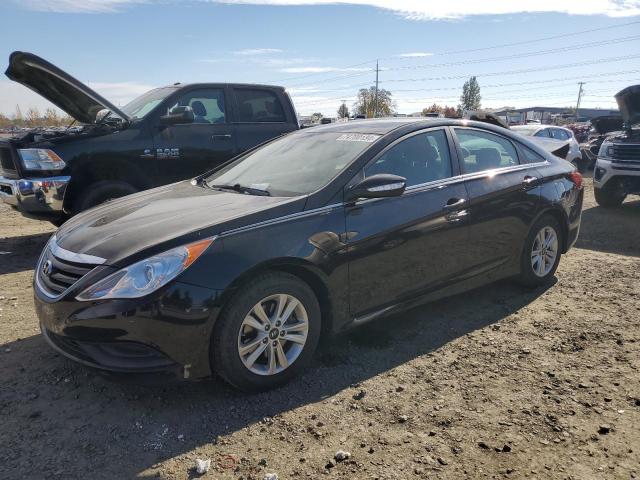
[
  {"left": 35, "top": 280, "right": 224, "bottom": 380},
  {"left": 593, "top": 158, "right": 640, "bottom": 190},
  {"left": 0, "top": 175, "right": 69, "bottom": 219}
]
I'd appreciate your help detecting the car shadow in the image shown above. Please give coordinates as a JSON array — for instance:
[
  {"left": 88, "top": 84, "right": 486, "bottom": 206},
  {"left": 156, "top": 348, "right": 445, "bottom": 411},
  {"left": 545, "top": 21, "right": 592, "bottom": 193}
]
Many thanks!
[
  {"left": 0, "top": 278, "right": 553, "bottom": 479},
  {"left": 0, "top": 232, "right": 51, "bottom": 275},
  {"left": 575, "top": 198, "right": 640, "bottom": 257}
]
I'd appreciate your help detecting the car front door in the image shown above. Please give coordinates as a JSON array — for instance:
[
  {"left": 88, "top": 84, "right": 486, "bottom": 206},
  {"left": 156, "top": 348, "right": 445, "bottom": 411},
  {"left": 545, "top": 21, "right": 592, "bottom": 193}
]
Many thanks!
[
  {"left": 452, "top": 127, "right": 542, "bottom": 278},
  {"left": 345, "top": 128, "right": 470, "bottom": 317},
  {"left": 151, "top": 87, "right": 236, "bottom": 183}
]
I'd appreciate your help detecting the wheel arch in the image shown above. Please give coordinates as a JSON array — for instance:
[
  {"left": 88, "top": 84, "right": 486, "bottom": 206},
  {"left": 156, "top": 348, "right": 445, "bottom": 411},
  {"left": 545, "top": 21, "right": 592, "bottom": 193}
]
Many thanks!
[
  {"left": 216, "top": 257, "right": 335, "bottom": 339},
  {"left": 63, "top": 159, "right": 152, "bottom": 213}
]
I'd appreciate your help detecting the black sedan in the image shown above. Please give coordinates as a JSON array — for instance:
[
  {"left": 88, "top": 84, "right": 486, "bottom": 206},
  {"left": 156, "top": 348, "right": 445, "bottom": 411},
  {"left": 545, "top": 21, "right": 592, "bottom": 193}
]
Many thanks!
[{"left": 35, "top": 118, "right": 583, "bottom": 391}]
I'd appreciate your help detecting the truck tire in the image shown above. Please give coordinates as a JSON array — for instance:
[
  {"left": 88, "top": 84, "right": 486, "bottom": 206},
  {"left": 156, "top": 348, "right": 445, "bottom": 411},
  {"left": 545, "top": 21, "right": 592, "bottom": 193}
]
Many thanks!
[
  {"left": 74, "top": 181, "right": 138, "bottom": 214},
  {"left": 594, "top": 184, "right": 625, "bottom": 208}
]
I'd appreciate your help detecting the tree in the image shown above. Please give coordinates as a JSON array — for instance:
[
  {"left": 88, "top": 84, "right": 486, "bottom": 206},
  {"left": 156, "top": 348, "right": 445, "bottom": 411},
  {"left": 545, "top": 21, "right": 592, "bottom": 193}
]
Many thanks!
[
  {"left": 337, "top": 102, "right": 349, "bottom": 119},
  {"left": 443, "top": 106, "right": 459, "bottom": 118},
  {"left": 422, "top": 104, "right": 444, "bottom": 116},
  {"left": 459, "top": 76, "right": 481, "bottom": 113},
  {"left": 25, "top": 107, "right": 41, "bottom": 127},
  {"left": 43, "top": 108, "right": 60, "bottom": 126},
  {"left": 353, "top": 86, "right": 395, "bottom": 118},
  {"left": 311, "top": 112, "right": 323, "bottom": 123}
]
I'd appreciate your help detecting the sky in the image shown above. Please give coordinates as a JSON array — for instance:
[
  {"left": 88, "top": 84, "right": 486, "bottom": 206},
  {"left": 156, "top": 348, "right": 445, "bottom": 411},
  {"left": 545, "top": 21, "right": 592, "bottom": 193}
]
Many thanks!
[{"left": 0, "top": 0, "right": 639, "bottom": 118}]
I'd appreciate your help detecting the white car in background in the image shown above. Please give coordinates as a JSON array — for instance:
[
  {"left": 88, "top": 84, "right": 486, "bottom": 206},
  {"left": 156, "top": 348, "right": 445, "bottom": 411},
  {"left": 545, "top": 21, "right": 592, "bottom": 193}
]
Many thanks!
[{"left": 512, "top": 125, "right": 584, "bottom": 171}]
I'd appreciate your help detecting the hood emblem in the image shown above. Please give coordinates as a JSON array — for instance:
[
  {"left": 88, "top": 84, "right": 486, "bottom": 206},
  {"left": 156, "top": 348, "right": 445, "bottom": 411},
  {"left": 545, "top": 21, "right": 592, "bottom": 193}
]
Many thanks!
[{"left": 42, "top": 260, "right": 53, "bottom": 276}]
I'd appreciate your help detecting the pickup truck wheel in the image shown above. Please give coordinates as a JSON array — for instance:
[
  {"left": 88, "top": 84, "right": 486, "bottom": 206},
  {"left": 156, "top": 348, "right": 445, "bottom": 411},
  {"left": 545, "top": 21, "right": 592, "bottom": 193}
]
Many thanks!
[
  {"left": 74, "top": 181, "right": 138, "bottom": 213},
  {"left": 517, "top": 215, "right": 562, "bottom": 288},
  {"left": 211, "top": 272, "right": 321, "bottom": 392},
  {"left": 594, "top": 185, "right": 625, "bottom": 208}
]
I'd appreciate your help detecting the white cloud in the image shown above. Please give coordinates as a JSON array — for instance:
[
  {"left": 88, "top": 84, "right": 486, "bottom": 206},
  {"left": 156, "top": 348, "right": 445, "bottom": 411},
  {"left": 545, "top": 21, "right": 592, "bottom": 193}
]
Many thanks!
[
  {"left": 233, "top": 48, "right": 284, "bottom": 55},
  {"left": 280, "top": 66, "right": 371, "bottom": 73},
  {"left": 17, "top": 0, "right": 640, "bottom": 17},
  {"left": 213, "top": 0, "right": 640, "bottom": 19},
  {"left": 398, "top": 52, "right": 433, "bottom": 58}
]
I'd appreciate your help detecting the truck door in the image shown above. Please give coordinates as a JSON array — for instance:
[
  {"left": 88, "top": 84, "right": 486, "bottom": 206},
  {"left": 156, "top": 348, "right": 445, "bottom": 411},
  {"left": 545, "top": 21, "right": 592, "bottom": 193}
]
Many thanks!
[{"left": 152, "top": 87, "right": 236, "bottom": 183}]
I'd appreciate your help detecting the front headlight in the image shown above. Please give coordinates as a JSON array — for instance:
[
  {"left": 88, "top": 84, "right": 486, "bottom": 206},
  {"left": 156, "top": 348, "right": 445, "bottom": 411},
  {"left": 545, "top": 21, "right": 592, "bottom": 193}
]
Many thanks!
[
  {"left": 76, "top": 238, "right": 215, "bottom": 301},
  {"left": 18, "top": 149, "right": 66, "bottom": 170},
  {"left": 597, "top": 141, "right": 614, "bottom": 158}
]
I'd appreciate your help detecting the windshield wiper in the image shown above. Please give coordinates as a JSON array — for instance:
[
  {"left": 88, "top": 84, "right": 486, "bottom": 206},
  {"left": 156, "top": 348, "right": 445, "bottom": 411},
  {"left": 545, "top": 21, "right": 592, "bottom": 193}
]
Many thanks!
[{"left": 204, "top": 182, "right": 271, "bottom": 196}]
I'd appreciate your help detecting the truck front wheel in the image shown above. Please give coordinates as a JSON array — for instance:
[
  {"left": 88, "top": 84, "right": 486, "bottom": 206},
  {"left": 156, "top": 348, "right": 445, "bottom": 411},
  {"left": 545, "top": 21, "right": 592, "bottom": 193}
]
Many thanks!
[
  {"left": 74, "top": 181, "right": 138, "bottom": 214},
  {"left": 594, "top": 184, "right": 626, "bottom": 208}
]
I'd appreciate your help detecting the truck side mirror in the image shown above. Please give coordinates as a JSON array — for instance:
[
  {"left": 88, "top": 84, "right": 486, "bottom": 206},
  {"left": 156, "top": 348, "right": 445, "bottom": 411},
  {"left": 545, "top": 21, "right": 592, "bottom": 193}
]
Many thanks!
[{"left": 159, "top": 105, "right": 195, "bottom": 126}]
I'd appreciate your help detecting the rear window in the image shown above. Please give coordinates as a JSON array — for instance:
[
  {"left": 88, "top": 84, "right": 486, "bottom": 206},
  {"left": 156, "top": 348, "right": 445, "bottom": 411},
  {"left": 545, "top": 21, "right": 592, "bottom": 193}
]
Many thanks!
[{"left": 235, "top": 89, "right": 286, "bottom": 123}]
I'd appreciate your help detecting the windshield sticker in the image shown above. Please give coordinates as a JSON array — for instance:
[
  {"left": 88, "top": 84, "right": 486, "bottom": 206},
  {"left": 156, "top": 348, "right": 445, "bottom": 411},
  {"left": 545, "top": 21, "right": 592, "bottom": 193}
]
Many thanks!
[{"left": 336, "top": 133, "right": 380, "bottom": 143}]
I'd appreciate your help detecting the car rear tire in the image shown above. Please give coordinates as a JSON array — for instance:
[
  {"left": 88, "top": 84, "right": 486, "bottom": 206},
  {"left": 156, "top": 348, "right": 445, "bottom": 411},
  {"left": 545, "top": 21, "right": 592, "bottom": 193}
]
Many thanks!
[
  {"left": 571, "top": 157, "right": 587, "bottom": 174},
  {"left": 211, "top": 272, "right": 321, "bottom": 392},
  {"left": 594, "top": 185, "right": 625, "bottom": 208},
  {"left": 74, "top": 181, "right": 138, "bottom": 214},
  {"left": 518, "top": 215, "right": 562, "bottom": 287}
]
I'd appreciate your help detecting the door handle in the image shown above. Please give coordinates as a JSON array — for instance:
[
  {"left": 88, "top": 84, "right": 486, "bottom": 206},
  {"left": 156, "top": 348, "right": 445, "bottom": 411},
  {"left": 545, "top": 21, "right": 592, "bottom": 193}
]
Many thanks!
[
  {"left": 444, "top": 197, "right": 466, "bottom": 209},
  {"left": 212, "top": 134, "right": 232, "bottom": 140},
  {"left": 522, "top": 175, "right": 539, "bottom": 186}
]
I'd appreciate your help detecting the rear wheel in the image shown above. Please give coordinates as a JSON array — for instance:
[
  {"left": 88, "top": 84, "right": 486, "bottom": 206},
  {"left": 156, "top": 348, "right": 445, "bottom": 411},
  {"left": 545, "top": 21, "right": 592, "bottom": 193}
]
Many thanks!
[
  {"left": 518, "top": 215, "right": 562, "bottom": 287},
  {"left": 594, "top": 184, "right": 625, "bottom": 208},
  {"left": 211, "top": 272, "right": 321, "bottom": 392},
  {"left": 74, "top": 181, "right": 138, "bottom": 214}
]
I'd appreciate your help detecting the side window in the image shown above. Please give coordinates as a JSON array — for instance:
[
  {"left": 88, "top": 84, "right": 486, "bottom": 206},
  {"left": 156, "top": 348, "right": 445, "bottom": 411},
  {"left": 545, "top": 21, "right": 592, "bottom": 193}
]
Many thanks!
[
  {"left": 454, "top": 128, "right": 519, "bottom": 173},
  {"left": 235, "top": 89, "right": 286, "bottom": 123},
  {"left": 520, "top": 144, "right": 546, "bottom": 163},
  {"left": 552, "top": 128, "right": 569, "bottom": 140},
  {"left": 534, "top": 128, "right": 550, "bottom": 138},
  {"left": 365, "top": 130, "right": 453, "bottom": 187},
  {"left": 170, "top": 89, "right": 226, "bottom": 124}
]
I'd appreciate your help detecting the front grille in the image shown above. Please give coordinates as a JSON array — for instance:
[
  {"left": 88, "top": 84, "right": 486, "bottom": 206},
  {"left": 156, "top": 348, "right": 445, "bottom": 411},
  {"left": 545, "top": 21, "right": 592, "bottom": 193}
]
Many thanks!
[
  {"left": 37, "top": 246, "right": 99, "bottom": 297},
  {"left": 611, "top": 143, "right": 640, "bottom": 163},
  {"left": 0, "top": 146, "right": 17, "bottom": 177}
]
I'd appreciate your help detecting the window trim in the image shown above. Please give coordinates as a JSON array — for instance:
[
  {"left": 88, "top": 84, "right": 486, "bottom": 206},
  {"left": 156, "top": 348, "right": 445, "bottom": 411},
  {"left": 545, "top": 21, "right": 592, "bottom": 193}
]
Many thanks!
[
  {"left": 451, "top": 126, "right": 522, "bottom": 174},
  {"left": 231, "top": 87, "right": 288, "bottom": 124}
]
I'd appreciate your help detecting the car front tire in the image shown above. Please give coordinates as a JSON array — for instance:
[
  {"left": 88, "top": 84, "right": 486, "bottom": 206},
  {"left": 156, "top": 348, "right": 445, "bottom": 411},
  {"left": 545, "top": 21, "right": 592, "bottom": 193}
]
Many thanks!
[
  {"left": 211, "top": 272, "right": 321, "bottom": 392},
  {"left": 518, "top": 215, "right": 562, "bottom": 287},
  {"left": 594, "top": 184, "right": 625, "bottom": 208},
  {"left": 75, "top": 181, "right": 138, "bottom": 214}
]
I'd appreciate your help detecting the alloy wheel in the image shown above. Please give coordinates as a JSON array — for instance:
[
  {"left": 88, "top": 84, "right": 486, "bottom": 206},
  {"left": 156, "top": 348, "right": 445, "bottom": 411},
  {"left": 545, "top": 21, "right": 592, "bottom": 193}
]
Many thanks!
[
  {"left": 237, "top": 293, "right": 309, "bottom": 376},
  {"left": 530, "top": 225, "right": 558, "bottom": 277}
]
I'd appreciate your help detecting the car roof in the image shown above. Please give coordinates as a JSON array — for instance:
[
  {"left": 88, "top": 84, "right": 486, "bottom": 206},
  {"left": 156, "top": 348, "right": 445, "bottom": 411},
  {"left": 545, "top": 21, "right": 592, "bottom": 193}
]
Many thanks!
[
  {"left": 512, "top": 124, "right": 567, "bottom": 130},
  {"left": 302, "top": 117, "right": 483, "bottom": 135},
  {"left": 161, "top": 82, "right": 287, "bottom": 90}
]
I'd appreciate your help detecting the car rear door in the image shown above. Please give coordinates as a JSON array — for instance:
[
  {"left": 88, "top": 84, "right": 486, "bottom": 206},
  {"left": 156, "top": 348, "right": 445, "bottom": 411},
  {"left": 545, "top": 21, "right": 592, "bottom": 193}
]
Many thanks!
[
  {"left": 345, "top": 128, "right": 470, "bottom": 317},
  {"left": 230, "top": 87, "right": 298, "bottom": 153},
  {"left": 451, "top": 127, "right": 542, "bottom": 278},
  {"left": 151, "top": 87, "right": 236, "bottom": 183}
]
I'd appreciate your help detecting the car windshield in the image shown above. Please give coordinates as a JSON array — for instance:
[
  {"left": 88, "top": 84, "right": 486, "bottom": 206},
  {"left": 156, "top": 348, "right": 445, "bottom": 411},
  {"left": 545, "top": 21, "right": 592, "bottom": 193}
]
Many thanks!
[
  {"left": 204, "top": 131, "right": 379, "bottom": 196},
  {"left": 121, "top": 87, "right": 177, "bottom": 119},
  {"left": 512, "top": 126, "right": 540, "bottom": 136}
]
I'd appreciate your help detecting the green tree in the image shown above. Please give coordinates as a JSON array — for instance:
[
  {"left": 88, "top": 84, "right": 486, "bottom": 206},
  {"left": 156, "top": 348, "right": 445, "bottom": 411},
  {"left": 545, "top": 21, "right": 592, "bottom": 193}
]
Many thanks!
[
  {"left": 422, "top": 103, "right": 444, "bottom": 116},
  {"left": 337, "top": 102, "right": 349, "bottom": 119},
  {"left": 353, "top": 86, "right": 395, "bottom": 118},
  {"left": 459, "top": 76, "right": 481, "bottom": 113}
]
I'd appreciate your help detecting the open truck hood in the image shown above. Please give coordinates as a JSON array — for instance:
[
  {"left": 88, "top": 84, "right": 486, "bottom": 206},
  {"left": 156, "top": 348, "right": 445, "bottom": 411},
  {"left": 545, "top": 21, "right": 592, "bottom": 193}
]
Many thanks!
[
  {"left": 615, "top": 84, "right": 640, "bottom": 129},
  {"left": 5, "top": 51, "right": 130, "bottom": 124},
  {"left": 590, "top": 115, "right": 623, "bottom": 135}
]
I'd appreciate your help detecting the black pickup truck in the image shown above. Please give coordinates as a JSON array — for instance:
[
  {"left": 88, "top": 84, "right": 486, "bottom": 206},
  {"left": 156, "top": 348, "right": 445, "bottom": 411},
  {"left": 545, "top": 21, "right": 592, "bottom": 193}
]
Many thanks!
[{"left": 0, "top": 51, "right": 299, "bottom": 225}]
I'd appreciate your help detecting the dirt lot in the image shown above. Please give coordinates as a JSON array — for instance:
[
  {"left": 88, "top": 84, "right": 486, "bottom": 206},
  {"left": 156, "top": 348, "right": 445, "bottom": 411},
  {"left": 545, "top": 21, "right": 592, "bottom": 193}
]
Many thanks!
[{"left": 1, "top": 178, "right": 639, "bottom": 480}]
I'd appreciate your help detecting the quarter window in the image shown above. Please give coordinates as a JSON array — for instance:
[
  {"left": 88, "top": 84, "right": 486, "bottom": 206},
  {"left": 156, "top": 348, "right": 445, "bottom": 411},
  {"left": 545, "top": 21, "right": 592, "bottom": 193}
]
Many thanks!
[
  {"left": 170, "top": 89, "right": 226, "bottom": 124},
  {"left": 365, "top": 130, "right": 453, "bottom": 187},
  {"left": 235, "top": 89, "right": 286, "bottom": 123},
  {"left": 454, "top": 129, "right": 519, "bottom": 173}
]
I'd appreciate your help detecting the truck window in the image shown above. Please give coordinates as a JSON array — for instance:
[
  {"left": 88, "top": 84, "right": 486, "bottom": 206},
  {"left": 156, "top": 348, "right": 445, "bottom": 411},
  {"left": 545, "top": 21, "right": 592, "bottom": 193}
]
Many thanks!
[
  {"left": 234, "top": 89, "right": 286, "bottom": 123},
  {"left": 170, "top": 89, "right": 226, "bottom": 124}
]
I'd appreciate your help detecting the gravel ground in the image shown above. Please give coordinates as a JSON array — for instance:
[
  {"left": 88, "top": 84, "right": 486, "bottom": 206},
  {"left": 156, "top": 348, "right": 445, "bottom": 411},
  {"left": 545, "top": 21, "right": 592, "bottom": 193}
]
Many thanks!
[{"left": 0, "top": 177, "right": 639, "bottom": 480}]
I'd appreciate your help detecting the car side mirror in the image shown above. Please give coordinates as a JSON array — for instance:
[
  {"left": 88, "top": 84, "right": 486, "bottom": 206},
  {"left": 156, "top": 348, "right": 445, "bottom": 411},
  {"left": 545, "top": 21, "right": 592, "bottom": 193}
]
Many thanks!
[
  {"left": 159, "top": 105, "right": 194, "bottom": 126},
  {"left": 346, "top": 174, "right": 406, "bottom": 202}
]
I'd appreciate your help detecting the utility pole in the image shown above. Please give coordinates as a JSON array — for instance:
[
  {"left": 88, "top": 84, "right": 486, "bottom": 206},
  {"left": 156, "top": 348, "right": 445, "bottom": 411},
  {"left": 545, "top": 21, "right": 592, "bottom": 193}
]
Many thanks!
[
  {"left": 575, "top": 82, "right": 585, "bottom": 121},
  {"left": 373, "top": 60, "right": 379, "bottom": 118}
]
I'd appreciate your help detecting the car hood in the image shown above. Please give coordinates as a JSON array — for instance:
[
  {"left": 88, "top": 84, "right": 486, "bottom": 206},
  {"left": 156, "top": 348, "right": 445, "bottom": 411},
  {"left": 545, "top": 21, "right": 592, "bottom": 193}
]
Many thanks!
[
  {"left": 5, "top": 51, "right": 130, "bottom": 125},
  {"left": 590, "top": 115, "right": 624, "bottom": 135},
  {"left": 55, "top": 181, "right": 304, "bottom": 265},
  {"left": 615, "top": 84, "right": 640, "bottom": 128}
]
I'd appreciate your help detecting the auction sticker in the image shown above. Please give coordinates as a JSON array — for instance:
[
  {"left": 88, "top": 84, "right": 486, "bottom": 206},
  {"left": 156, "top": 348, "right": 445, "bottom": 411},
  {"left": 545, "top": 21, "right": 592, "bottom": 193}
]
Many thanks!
[{"left": 336, "top": 133, "right": 380, "bottom": 142}]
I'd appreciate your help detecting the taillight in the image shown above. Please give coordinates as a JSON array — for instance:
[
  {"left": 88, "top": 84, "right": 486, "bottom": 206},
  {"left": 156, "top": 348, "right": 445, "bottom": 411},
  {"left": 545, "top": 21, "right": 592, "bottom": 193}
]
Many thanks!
[{"left": 568, "top": 171, "right": 583, "bottom": 189}]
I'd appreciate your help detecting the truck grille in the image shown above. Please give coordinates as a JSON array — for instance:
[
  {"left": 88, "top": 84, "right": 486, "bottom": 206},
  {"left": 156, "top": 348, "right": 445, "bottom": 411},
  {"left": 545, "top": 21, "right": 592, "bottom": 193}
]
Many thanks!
[
  {"left": 37, "top": 245, "right": 99, "bottom": 297},
  {"left": 0, "top": 146, "right": 17, "bottom": 177},
  {"left": 611, "top": 143, "right": 640, "bottom": 163}
]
